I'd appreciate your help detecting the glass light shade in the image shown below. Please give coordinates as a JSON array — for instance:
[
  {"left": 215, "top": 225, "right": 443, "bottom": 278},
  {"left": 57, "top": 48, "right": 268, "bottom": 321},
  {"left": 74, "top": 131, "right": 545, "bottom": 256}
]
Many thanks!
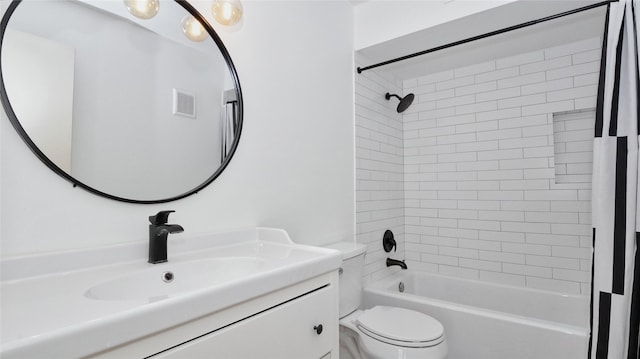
[
  {"left": 181, "top": 16, "right": 207, "bottom": 42},
  {"left": 211, "top": 0, "right": 243, "bottom": 26},
  {"left": 123, "top": 0, "right": 159, "bottom": 20}
]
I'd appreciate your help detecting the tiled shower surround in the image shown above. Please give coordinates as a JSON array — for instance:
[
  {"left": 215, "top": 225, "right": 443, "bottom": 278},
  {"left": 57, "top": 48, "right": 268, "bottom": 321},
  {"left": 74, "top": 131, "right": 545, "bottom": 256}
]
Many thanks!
[
  {"left": 355, "top": 57, "right": 405, "bottom": 286},
  {"left": 356, "top": 37, "right": 601, "bottom": 294}
]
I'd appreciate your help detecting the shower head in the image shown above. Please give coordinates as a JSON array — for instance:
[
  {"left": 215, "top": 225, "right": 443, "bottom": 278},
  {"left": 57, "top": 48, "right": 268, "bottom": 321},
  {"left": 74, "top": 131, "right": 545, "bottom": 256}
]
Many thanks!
[{"left": 385, "top": 92, "right": 415, "bottom": 113}]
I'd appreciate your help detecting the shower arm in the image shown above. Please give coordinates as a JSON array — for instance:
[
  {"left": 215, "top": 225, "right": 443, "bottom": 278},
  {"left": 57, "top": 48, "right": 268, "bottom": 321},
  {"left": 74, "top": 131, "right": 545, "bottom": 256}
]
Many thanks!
[{"left": 385, "top": 93, "right": 402, "bottom": 101}]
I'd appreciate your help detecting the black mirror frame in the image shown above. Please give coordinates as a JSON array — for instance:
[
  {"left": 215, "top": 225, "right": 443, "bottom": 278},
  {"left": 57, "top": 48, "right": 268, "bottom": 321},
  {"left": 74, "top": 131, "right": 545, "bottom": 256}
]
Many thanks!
[{"left": 0, "top": 0, "right": 243, "bottom": 204}]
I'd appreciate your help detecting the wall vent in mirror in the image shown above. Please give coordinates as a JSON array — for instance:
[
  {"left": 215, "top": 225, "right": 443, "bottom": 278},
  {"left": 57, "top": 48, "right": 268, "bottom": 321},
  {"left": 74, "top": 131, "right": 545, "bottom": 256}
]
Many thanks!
[
  {"left": 0, "top": 0, "right": 243, "bottom": 204},
  {"left": 173, "top": 88, "right": 196, "bottom": 118}
]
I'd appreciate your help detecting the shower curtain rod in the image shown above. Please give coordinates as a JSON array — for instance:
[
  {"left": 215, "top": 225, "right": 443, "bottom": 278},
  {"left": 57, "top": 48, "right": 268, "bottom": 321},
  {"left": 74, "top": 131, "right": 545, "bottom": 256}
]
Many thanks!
[{"left": 356, "top": 0, "right": 617, "bottom": 74}]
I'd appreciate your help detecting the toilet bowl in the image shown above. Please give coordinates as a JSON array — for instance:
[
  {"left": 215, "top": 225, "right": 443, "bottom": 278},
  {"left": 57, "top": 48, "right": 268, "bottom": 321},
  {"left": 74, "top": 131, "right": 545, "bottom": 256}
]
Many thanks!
[
  {"left": 327, "top": 242, "right": 447, "bottom": 359},
  {"left": 340, "top": 306, "right": 447, "bottom": 359}
]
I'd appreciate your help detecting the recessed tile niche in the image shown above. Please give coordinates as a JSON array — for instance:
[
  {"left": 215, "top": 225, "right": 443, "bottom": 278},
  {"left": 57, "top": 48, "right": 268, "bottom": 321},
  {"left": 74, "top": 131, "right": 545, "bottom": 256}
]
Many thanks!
[{"left": 552, "top": 109, "right": 595, "bottom": 184}]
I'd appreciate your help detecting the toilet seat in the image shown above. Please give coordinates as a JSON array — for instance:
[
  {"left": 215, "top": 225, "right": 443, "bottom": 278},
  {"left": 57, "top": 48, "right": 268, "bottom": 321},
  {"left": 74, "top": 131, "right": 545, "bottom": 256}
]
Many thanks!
[{"left": 356, "top": 306, "right": 445, "bottom": 348}]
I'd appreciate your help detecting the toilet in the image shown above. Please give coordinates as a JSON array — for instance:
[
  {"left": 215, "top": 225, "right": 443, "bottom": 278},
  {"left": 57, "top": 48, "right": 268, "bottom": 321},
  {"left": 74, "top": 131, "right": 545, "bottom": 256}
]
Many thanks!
[{"left": 328, "top": 242, "right": 447, "bottom": 359}]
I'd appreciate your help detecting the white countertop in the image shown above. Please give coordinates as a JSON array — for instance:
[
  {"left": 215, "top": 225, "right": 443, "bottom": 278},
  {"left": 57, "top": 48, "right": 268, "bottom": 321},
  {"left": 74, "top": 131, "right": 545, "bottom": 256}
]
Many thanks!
[{"left": 0, "top": 228, "right": 341, "bottom": 358}]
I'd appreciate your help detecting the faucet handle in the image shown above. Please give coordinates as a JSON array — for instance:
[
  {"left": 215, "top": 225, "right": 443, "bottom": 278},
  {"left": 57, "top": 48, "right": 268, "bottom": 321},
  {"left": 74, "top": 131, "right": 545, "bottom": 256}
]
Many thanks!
[
  {"left": 383, "top": 229, "right": 396, "bottom": 253},
  {"left": 149, "top": 210, "right": 175, "bottom": 225}
]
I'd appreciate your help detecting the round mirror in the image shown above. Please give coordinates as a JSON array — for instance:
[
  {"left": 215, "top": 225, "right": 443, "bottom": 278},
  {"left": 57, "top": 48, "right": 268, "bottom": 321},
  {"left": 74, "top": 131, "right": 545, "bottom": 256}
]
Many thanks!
[{"left": 0, "top": 0, "right": 243, "bottom": 203}]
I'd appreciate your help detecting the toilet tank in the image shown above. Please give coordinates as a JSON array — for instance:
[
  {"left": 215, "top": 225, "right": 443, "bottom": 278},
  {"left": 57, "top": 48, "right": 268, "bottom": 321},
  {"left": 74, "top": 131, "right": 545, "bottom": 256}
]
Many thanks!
[{"left": 326, "top": 242, "right": 367, "bottom": 318}]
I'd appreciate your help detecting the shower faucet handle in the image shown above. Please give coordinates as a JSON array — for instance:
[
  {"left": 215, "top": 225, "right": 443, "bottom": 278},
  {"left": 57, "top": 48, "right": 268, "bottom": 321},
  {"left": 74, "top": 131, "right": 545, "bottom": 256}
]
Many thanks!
[{"left": 383, "top": 230, "right": 396, "bottom": 253}]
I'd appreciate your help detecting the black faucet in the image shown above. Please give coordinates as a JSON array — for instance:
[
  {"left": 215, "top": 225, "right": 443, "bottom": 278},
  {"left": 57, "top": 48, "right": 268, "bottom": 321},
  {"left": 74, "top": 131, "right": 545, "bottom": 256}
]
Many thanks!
[
  {"left": 382, "top": 230, "right": 407, "bottom": 269},
  {"left": 386, "top": 258, "right": 408, "bottom": 270},
  {"left": 148, "top": 210, "right": 184, "bottom": 264}
]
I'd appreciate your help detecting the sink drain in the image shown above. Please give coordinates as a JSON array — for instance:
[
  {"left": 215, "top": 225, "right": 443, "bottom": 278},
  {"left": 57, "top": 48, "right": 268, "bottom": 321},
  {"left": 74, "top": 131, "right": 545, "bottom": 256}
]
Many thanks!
[{"left": 162, "top": 271, "right": 174, "bottom": 283}]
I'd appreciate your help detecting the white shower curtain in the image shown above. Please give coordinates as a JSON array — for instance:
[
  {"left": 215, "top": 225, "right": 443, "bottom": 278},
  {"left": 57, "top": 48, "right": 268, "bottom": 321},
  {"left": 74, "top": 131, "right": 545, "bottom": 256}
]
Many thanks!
[
  {"left": 221, "top": 100, "right": 237, "bottom": 163},
  {"left": 590, "top": 0, "right": 639, "bottom": 358}
]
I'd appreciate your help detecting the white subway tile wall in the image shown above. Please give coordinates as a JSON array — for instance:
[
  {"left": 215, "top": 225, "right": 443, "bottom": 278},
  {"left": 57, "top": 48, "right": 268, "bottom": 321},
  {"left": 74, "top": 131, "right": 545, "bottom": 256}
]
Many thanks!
[
  {"left": 355, "top": 37, "right": 601, "bottom": 294},
  {"left": 355, "top": 55, "right": 406, "bottom": 286}
]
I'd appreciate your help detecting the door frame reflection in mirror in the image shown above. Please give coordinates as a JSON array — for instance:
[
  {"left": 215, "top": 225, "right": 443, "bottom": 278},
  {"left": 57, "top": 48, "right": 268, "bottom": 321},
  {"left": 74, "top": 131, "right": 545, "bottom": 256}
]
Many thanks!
[{"left": 0, "top": 0, "right": 243, "bottom": 204}]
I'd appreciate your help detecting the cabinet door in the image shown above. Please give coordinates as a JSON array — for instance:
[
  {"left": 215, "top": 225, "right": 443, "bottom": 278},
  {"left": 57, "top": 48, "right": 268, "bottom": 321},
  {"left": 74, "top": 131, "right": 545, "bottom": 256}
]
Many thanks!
[{"left": 151, "top": 286, "right": 335, "bottom": 359}]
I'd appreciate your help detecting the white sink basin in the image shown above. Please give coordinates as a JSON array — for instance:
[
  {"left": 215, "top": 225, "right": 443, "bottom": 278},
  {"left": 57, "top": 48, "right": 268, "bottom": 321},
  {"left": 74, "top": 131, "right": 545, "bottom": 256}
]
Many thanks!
[
  {"left": 1, "top": 228, "right": 342, "bottom": 359},
  {"left": 85, "top": 257, "right": 265, "bottom": 301}
]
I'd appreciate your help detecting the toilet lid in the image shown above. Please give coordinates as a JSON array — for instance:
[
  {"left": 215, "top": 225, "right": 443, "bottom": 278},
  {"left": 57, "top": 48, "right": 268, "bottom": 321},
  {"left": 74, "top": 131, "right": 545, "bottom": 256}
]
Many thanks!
[{"left": 356, "top": 306, "right": 444, "bottom": 345}]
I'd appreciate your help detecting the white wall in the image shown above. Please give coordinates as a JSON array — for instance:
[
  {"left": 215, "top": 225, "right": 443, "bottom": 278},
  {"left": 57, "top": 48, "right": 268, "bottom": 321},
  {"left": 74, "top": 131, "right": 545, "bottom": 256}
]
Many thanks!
[
  {"left": 2, "top": 29, "right": 74, "bottom": 173},
  {"left": 0, "top": 0, "right": 355, "bottom": 256},
  {"left": 401, "top": 37, "right": 599, "bottom": 295},
  {"left": 354, "top": 1, "right": 606, "bottom": 81},
  {"left": 355, "top": 36, "right": 599, "bottom": 294},
  {"left": 353, "top": 0, "right": 516, "bottom": 51}
]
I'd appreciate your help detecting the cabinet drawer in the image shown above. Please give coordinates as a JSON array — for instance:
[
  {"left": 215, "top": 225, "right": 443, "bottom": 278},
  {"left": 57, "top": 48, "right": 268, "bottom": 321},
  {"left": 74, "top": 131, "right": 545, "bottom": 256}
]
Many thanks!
[{"left": 152, "top": 285, "right": 335, "bottom": 359}]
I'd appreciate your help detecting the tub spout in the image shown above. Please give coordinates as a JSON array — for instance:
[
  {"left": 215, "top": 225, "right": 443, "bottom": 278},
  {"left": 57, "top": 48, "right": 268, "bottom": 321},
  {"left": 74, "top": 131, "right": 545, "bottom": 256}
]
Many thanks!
[{"left": 386, "top": 258, "right": 407, "bottom": 270}]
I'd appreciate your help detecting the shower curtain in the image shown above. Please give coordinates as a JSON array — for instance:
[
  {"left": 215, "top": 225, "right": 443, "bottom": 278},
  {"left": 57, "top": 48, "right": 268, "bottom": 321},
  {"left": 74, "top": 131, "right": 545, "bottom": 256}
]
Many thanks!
[
  {"left": 221, "top": 100, "right": 237, "bottom": 163},
  {"left": 590, "top": 0, "right": 639, "bottom": 358},
  {"left": 221, "top": 86, "right": 239, "bottom": 163}
]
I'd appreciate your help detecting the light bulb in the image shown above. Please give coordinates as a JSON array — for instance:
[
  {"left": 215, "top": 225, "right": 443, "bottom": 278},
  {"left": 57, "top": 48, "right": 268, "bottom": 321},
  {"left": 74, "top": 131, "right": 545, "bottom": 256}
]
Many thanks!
[
  {"left": 182, "top": 16, "right": 207, "bottom": 42},
  {"left": 124, "top": 0, "right": 159, "bottom": 19},
  {"left": 211, "top": 0, "right": 243, "bottom": 26}
]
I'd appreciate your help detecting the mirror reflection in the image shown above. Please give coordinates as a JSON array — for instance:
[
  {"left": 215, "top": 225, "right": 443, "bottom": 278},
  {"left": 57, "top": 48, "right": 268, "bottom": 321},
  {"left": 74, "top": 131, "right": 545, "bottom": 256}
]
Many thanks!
[{"left": 1, "top": 0, "right": 242, "bottom": 202}]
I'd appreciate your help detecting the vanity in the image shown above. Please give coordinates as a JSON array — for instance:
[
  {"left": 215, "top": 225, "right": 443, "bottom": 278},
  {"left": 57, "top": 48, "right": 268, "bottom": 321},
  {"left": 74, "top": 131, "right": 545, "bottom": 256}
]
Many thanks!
[
  {"left": 0, "top": 228, "right": 341, "bottom": 358},
  {"left": 0, "top": 1, "right": 342, "bottom": 357}
]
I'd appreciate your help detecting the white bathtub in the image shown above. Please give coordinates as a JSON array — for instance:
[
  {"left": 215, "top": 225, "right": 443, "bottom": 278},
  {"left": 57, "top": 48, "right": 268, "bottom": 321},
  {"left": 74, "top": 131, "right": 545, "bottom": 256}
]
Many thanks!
[{"left": 363, "top": 271, "right": 590, "bottom": 359}]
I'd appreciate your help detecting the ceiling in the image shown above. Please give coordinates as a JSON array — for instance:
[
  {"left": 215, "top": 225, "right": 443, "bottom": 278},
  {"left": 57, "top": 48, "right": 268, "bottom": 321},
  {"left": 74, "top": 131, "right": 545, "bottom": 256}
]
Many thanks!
[
  {"left": 348, "top": 0, "right": 371, "bottom": 6},
  {"left": 357, "top": 0, "right": 608, "bottom": 80}
]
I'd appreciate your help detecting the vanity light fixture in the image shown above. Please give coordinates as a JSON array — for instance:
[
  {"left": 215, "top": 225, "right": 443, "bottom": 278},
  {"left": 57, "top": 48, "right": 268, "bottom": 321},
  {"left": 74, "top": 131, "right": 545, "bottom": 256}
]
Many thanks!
[
  {"left": 211, "top": 0, "right": 243, "bottom": 26},
  {"left": 181, "top": 15, "right": 207, "bottom": 42},
  {"left": 123, "top": 0, "right": 159, "bottom": 20}
]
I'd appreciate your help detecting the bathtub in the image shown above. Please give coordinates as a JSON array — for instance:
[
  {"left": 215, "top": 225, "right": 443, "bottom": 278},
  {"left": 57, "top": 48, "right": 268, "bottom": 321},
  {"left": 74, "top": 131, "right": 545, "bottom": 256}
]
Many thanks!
[{"left": 362, "top": 271, "right": 590, "bottom": 359}]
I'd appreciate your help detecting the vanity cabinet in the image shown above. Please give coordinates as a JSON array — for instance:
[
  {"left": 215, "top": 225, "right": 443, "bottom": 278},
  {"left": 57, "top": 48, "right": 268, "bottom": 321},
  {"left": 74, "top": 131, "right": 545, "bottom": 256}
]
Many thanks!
[
  {"left": 153, "top": 285, "right": 333, "bottom": 358},
  {"left": 92, "top": 272, "right": 338, "bottom": 359}
]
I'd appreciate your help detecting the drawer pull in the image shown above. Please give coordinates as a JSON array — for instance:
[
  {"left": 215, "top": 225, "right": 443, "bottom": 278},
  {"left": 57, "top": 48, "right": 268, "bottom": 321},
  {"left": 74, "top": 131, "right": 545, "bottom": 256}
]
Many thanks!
[{"left": 313, "top": 324, "right": 323, "bottom": 335}]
